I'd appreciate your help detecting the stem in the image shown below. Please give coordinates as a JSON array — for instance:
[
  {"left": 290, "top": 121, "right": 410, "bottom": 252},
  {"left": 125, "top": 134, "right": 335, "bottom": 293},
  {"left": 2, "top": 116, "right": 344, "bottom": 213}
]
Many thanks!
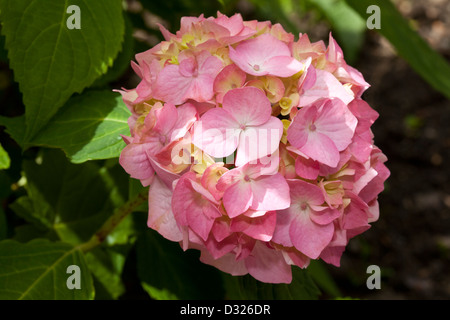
[{"left": 77, "top": 189, "right": 148, "bottom": 253}]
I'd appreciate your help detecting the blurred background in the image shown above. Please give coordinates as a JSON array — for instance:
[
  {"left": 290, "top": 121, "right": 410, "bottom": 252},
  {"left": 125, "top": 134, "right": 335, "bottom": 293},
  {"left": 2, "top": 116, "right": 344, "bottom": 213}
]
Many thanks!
[{"left": 1, "top": 0, "right": 449, "bottom": 299}]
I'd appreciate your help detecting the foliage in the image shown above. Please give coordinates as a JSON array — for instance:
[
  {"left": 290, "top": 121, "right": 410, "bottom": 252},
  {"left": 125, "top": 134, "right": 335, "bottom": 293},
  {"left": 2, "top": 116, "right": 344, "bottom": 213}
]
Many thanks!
[{"left": 0, "top": 0, "right": 448, "bottom": 300}]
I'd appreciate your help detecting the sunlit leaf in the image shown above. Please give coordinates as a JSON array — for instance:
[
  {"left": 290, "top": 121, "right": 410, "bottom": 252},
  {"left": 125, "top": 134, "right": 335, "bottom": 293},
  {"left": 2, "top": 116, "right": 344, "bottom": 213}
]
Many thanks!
[
  {"left": 0, "top": 0, "right": 125, "bottom": 143},
  {"left": 31, "top": 90, "right": 131, "bottom": 164},
  {"left": 0, "top": 239, "right": 94, "bottom": 300}
]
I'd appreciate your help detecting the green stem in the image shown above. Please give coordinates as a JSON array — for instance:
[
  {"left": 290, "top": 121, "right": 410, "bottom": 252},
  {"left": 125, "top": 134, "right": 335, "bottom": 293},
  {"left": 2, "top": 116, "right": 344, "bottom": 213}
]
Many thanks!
[{"left": 77, "top": 189, "right": 148, "bottom": 253}]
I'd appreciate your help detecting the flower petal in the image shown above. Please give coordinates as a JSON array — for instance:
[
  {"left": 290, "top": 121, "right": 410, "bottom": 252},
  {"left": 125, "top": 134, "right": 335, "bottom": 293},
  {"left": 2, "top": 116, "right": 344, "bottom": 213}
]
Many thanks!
[
  {"left": 119, "top": 143, "right": 155, "bottom": 185},
  {"left": 235, "top": 117, "right": 283, "bottom": 167},
  {"left": 300, "top": 131, "right": 340, "bottom": 167},
  {"left": 290, "top": 213, "right": 334, "bottom": 259},
  {"left": 250, "top": 173, "right": 290, "bottom": 211},
  {"left": 148, "top": 177, "right": 183, "bottom": 242},
  {"left": 222, "top": 87, "right": 271, "bottom": 127},
  {"left": 245, "top": 241, "right": 292, "bottom": 284},
  {"left": 192, "top": 108, "right": 241, "bottom": 158},
  {"left": 223, "top": 180, "right": 253, "bottom": 218},
  {"left": 315, "top": 98, "right": 357, "bottom": 151},
  {"left": 230, "top": 211, "right": 276, "bottom": 241},
  {"left": 262, "top": 55, "right": 303, "bottom": 77},
  {"left": 229, "top": 33, "right": 295, "bottom": 77}
]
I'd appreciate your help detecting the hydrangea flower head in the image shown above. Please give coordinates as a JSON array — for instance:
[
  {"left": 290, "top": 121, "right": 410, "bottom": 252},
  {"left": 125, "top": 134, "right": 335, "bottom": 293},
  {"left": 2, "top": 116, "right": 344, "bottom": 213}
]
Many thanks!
[{"left": 118, "top": 12, "right": 389, "bottom": 284}]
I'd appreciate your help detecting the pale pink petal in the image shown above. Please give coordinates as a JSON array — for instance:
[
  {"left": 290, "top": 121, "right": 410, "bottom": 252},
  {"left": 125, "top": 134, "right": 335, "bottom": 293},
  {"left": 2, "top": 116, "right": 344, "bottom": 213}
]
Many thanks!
[
  {"left": 245, "top": 241, "right": 292, "bottom": 284},
  {"left": 216, "top": 166, "right": 244, "bottom": 192},
  {"left": 315, "top": 98, "right": 357, "bottom": 151},
  {"left": 283, "top": 250, "right": 310, "bottom": 269},
  {"left": 171, "top": 174, "right": 194, "bottom": 226},
  {"left": 201, "top": 163, "right": 228, "bottom": 201},
  {"left": 213, "top": 64, "right": 247, "bottom": 102},
  {"left": 287, "top": 105, "right": 317, "bottom": 150},
  {"left": 230, "top": 211, "right": 277, "bottom": 241},
  {"left": 169, "top": 102, "right": 198, "bottom": 141},
  {"left": 222, "top": 87, "right": 271, "bottom": 127},
  {"left": 154, "top": 64, "right": 192, "bottom": 105},
  {"left": 192, "top": 108, "right": 241, "bottom": 158},
  {"left": 147, "top": 177, "right": 183, "bottom": 242},
  {"left": 119, "top": 143, "right": 154, "bottom": 184},
  {"left": 234, "top": 235, "right": 256, "bottom": 261},
  {"left": 189, "top": 178, "right": 220, "bottom": 206},
  {"left": 184, "top": 75, "right": 216, "bottom": 103},
  {"left": 295, "top": 156, "right": 320, "bottom": 180},
  {"left": 148, "top": 156, "right": 180, "bottom": 188},
  {"left": 186, "top": 201, "right": 216, "bottom": 241},
  {"left": 156, "top": 23, "right": 176, "bottom": 41},
  {"left": 250, "top": 173, "right": 290, "bottom": 211},
  {"left": 204, "top": 234, "right": 237, "bottom": 259},
  {"left": 271, "top": 208, "right": 295, "bottom": 247},
  {"left": 341, "top": 193, "right": 369, "bottom": 230},
  {"left": 211, "top": 217, "right": 231, "bottom": 242},
  {"left": 319, "top": 246, "right": 346, "bottom": 267},
  {"left": 289, "top": 179, "right": 324, "bottom": 206},
  {"left": 349, "top": 135, "right": 373, "bottom": 163},
  {"left": 214, "top": 13, "right": 245, "bottom": 36},
  {"left": 262, "top": 55, "right": 303, "bottom": 77},
  {"left": 223, "top": 180, "right": 253, "bottom": 218},
  {"left": 187, "top": 100, "right": 215, "bottom": 115},
  {"left": 290, "top": 212, "right": 334, "bottom": 259},
  {"left": 359, "top": 161, "right": 390, "bottom": 203},
  {"left": 229, "top": 33, "right": 297, "bottom": 77},
  {"left": 243, "top": 209, "right": 268, "bottom": 218},
  {"left": 299, "top": 68, "right": 354, "bottom": 107},
  {"left": 235, "top": 117, "right": 283, "bottom": 167},
  {"left": 367, "top": 200, "right": 380, "bottom": 223},
  {"left": 353, "top": 167, "right": 378, "bottom": 195},
  {"left": 199, "top": 251, "right": 248, "bottom": 276},
  {"left": 198, "top": 51, "right": 224, "bottom": 77},
  {"left": 309, "top": 206, "right": 341, "bottom": 225},
  {"left": 154, "top": 52, "right": 222, "bottom": 105},
  {"left": 300, "top": 131, "right": 340, "bottom": 168},
  {"left": 348, "top": 99, "right": 379, "bottom": 129},
  {"left": 153, "top": 103, "right": 178, "bottom": 137}
]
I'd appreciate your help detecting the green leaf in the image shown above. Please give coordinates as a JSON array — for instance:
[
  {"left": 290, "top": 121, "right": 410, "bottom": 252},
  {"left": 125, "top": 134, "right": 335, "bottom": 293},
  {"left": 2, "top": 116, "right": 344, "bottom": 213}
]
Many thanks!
[
  {"left": 9, "top": 149, "right": 126, "bottom": 245},
  {"left": 223, "top": 267, "right": 321, "bottom": 300},
  {"left": 0, "top": 238, "right": 94, "bottom": 300},
  {"left": 10, "top": 195, "right": 54, "bottom": 230},
  {"left": 0, "top": 143, "right": 10, "bottom": 169},
  {"left": 0, "top": 115, "right": 26, "bottom": 148},
  {"left": 128, "top": 177, "right": 149, "bottom": 213},
  {"left": 345, "top": 0, "right": 450, "bottom": 99},
  {"left": 12, "top": 224, "right": 58, "bottom": 243},
  {"left": 136, "top": 227, "right": 225, "bottom": 300},
  {"left": 306, "top": 260, "right": 341, "bottom": 298},
  {"left": 306, "top": 0, "right": 366, "bottom": 63},
  {"left": 31, "top": 90, "right": 131, "bottom": 163},
  {"left": 85, "top": 246, "right": 128, "bottom": 300},
  {"left": 0, "top": 206, "right": 7, "bottom": 240},
  {"left": 141, "top": 282, "right": 179, "bottom": 300},
  {"left": 92, "top": 14, "right": 135, "bottom": 87},
  {"left": 0, "top": 0, "right": 125, "bottom": 143}
]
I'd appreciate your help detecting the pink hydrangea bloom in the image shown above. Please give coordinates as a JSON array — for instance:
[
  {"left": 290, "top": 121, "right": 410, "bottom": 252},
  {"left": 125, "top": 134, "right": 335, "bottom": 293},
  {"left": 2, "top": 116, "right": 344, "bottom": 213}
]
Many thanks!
[{"left": 117, "top": 12, "right": 390, "bottom": 284}]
